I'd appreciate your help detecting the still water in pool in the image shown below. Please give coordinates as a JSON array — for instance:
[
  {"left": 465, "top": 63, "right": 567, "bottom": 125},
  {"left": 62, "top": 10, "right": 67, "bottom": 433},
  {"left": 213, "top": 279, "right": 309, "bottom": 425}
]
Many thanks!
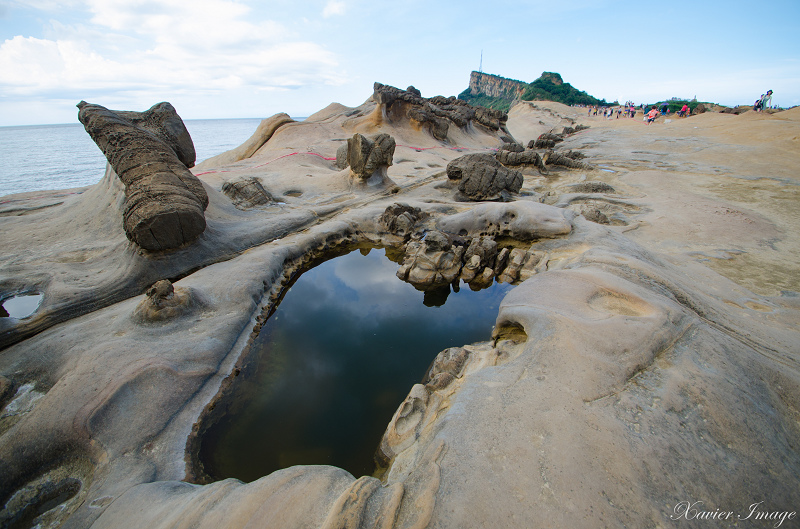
[{"left": 199, "top": 247, "right": 514, "bottom": 481}]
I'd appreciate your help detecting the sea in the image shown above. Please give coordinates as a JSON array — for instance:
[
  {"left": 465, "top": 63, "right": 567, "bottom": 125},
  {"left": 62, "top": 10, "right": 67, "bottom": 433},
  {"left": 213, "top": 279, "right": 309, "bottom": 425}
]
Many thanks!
[{"left": 0, "top": 118, "right": 282, "bottom": 199}]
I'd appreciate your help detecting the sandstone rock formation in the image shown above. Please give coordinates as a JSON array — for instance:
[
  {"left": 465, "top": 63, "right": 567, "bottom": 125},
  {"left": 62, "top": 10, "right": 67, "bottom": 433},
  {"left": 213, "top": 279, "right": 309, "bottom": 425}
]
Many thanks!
[
  {"left": 373, "top": 83, "right": 509, "bottom": 139},
  {"left": 495, "top": 148, "right": 547, "bottom": 173},
  {"left": 395, "top": 230, "right": 464, "bottom": 290},
  {"left": 379, "top": 203, "right": 425, "bottom": 239},
  {"left": 221, "top": 177, "right": 275, "bottom": 209},
  {"left": 2, "top": 91, "right": 799, "bottom": 529},
  {"left": 194, "top": 113, "right": 295, "bottom": 170},
  {"left": 543, "top": 149, "right": 594, "bottom": 170},
  {"left": 346, "top": 133, "right": 396, "bottom": 182},
  {"left": 446, "top": 153, "right": 523, "bottom": 201},
  {"left": 77, "top": 101, "right": 209, "bottom": 251}
]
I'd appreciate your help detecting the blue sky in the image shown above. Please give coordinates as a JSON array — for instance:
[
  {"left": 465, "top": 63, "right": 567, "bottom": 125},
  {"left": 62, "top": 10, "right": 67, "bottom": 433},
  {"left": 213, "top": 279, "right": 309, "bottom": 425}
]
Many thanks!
[{"left": 1, "top": 0, "right": 798, "bottom": 126}]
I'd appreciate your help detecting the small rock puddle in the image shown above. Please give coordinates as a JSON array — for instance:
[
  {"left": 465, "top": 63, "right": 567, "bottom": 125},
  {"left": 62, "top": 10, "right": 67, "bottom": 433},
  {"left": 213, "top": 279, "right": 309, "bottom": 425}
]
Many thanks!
[
  {"left": 1, "top": 293, "right": 43, "bottom": 319},
  {"left": 198, "top": 247, "right": 514, "bottom": 481}
]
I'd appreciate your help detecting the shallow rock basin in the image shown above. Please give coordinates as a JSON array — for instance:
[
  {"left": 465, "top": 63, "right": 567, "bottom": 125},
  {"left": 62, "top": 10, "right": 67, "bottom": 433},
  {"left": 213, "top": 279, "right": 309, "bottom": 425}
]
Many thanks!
[
  {"left": 198, "top": 247, "right": 513, "bottom": 481},
  {"left": 1, "top": 293, "right": 43, "bottom": 319}
]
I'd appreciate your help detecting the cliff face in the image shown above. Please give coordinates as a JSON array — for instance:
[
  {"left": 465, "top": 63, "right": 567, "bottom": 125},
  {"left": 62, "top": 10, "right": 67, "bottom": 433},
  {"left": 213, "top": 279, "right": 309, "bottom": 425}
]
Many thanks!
[{"left": 468, "top": 71, "right": 527, "bottom": 99}]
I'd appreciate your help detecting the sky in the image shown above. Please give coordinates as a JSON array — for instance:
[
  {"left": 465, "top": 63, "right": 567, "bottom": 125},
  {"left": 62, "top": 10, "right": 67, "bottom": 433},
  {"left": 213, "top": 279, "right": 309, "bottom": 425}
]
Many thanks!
[{"left": 1, "top": 0, "right": 799, "bottom": 126}]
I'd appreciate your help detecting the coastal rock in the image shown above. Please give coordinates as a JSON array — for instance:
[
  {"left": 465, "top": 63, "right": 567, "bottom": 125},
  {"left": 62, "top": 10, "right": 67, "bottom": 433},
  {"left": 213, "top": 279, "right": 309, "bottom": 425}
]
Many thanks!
[
  {"left": 543, "top": 149, "right": 593, "bottom": 170},
  {"left": 495, "top": 148, "right": 547, "bottom": 172},
  {"left": 498, "top": 142, "right": 524, "bottom": 153},
  {"left": 77, "top": 101, "right": 209, "bottom": 251},
  {"left": 334, "top": 143, "right": 349, "bottom": 169},
  {"left": 446, "top": 153, "right": 523, "bottom": 201},
  {"left": 132, "top": 279, "right": 199, "bottom": 322},
  {"left": 221, "top": 178, "right": 275, "bottom": 209},
  {"left": 570, "top": 181, "right": 614, "bottom": 193},
  {"left": 114, "top": 102, "right": 196, "bottom": 168},
  {"left": 379, "top": 203, "right": 425, "bottom": 238},
  {"left": 437, "top": 201, "right": 573, "bottom": 240},
  {"left": 194, "top": 114, "right": 295, "bottom": 170},
  {"left": 396, "top": 231, "right": 464, "bottom": 290},
  {"left": 373, "top": 83, "right": 509, "bottom": 140},
  {"left": 346, "top": 133, "right": 396, "bottom": 181}
]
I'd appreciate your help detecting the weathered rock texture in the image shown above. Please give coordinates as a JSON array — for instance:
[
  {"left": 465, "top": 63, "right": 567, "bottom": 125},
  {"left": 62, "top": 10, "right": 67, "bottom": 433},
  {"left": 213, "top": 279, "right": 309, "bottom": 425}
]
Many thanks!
[
  {"left": 467, "top": 71, "right": 528, "bottom": 99},
  {"left": 446, "top": 153, "right": 523, "bottom": 201},
  {"left": 495, "top": 148, "right": 547, "bottom": 172},
  {"left": 543, "top": 149, "right": 594, "bottom": 170},
  {"left": 373, "top": 83, "right": 508, "bottom": 139},
  {"left": 1, "top": 93, "right": 799, "bottom": 529},
  {"left": 346, "top": 133, "right": 396, "bottom": 180},
  {"left": 194, "top": 113, "right": 295, "bottom": 170},
  {"left": 77, "top": 101, "right": 209, "bottom": 251},
  {"left": 221, "top": 178, "right": 275, "bottom": 209}
]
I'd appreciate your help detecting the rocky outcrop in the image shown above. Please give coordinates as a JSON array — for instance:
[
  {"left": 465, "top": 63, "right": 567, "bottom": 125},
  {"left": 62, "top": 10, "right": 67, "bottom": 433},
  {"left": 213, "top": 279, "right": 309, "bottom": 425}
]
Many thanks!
[
  {"left": 373, "top": 83, "right": 509, "bottom": 140},
  {"left": 346, "top": 133, "right": 395, "bottom": 182},
  {"left": 77, "top": 101, "right": 209, "bottom": 252},
  {"left": 194, "top": 113, "right": 295, "bottom": 170},
  {"left": 495, "top": 149, "right": 547, "bottom": 173},
  {"left": 395, "top": 231, "right": 464, "bottom": 290},
  {"left": 543, "top": 149, "right": 594, "bottom": 170},
  {"left": 570, "top": 181, "right": 615, "bottom": 193},
  {"left": 221, "top": 178, "right": 275, "bottom": 209},
  {"left": 467, "top": 71, "right": 527, "bottom": 99},
  {"left": 132, "top": 279, "right": 201, "bottom": 322},
  {"left": 379, "top": 203, "right": 426, "bottom": 238},
  {"left": 498, "top": 142, "right": 524, "bottom": 152},
  {"left": 446, "top": 153, "right": 523, "bottom": 201}
]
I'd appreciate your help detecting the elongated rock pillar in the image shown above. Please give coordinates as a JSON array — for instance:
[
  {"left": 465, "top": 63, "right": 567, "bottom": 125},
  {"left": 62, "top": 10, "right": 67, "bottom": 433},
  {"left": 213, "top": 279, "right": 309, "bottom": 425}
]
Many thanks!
[{"left": 77, "top": 101, "right": 209, "bottom": 251}]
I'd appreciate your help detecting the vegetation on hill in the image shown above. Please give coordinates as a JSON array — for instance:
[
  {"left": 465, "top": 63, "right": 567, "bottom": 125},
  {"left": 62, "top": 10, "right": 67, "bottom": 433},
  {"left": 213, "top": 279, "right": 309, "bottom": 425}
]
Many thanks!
[
  {"left": 456, "top": 90, "right": 513, "bottom": 112},
  {"left": 520, "top": 73, "right": 608, "bottom": 106},
  {"left": 458, "top": 71, "right": 608, "bottom": 111}
]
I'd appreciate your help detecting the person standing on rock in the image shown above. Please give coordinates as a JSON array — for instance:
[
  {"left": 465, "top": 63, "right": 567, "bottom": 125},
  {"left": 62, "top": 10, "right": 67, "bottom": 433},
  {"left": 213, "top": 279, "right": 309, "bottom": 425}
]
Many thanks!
[{"left": 760, "top": 90, "right": 773, "bottom": 111}]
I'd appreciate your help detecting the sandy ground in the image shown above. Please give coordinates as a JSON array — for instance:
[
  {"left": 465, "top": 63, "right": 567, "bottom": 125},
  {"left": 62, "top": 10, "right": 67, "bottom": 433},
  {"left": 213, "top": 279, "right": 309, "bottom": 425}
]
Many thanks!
[{"left": 509, "top": 102, "right": 800, "bottom": 297}]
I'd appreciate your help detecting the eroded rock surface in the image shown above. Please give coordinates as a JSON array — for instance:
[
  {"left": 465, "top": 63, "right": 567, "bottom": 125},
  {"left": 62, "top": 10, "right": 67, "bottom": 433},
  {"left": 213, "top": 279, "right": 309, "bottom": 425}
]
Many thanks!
[
  {"left": 2, "top": 91, "right": 799, "bottom": 529},
  {"left": 77, "top": 101, "right": 209, "bottom": 251},
  {"left": 446, "top": 153, "right": 523, "bottom": 201},
  {"left": 373, "top": 83, "right": 509, "bottom": 139},
  {"left": 346, "top": 133, "right": 396, "bottom": 181}
]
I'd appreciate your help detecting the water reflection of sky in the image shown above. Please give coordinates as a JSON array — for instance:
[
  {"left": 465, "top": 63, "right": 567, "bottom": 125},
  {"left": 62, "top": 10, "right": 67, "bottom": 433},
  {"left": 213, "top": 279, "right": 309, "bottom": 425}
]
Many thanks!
[{"left": 201, "top": 248, "right": 514, "bottom": 482}]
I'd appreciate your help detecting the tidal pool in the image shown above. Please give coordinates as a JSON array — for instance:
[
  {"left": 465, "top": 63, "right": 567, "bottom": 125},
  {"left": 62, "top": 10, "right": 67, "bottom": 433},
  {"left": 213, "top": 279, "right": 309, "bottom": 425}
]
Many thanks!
[
  {"left": 199, "top": 247, "right": 514, "bottom": 481},
  {"left": 1, "top": 293, "right": 43, "bottom": 319}
]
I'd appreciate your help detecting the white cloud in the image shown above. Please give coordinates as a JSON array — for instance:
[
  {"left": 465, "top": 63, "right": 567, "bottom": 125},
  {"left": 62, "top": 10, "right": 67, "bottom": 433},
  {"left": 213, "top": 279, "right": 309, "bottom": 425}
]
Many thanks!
[
  {"left": 322, "top": 0, "right": 345, "bottom": 18},
  {"left": 0, "top": 0, "right": 345, "bottom": 110}
]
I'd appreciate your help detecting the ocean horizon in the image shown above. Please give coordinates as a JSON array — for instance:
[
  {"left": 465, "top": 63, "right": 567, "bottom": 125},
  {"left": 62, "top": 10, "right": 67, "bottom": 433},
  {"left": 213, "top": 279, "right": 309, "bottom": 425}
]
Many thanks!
[{"left": 0, "top": 117, "right": 305, "bottom": 199}]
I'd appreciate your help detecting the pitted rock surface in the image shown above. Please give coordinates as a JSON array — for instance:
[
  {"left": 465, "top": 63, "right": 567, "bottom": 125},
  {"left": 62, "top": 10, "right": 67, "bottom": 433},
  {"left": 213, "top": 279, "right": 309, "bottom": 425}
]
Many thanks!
[
  {"left": 446, "top": 153, "right": 523, "bottom": 201},
  {"left": 77, "top": 101, "right": 208, "bottom": 251}
]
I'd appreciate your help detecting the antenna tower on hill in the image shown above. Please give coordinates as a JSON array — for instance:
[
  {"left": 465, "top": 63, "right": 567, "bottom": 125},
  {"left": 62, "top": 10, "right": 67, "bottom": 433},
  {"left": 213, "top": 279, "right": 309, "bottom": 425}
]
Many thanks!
[{"left": 479, "top": 50, "right": 483, "bottom": 73}]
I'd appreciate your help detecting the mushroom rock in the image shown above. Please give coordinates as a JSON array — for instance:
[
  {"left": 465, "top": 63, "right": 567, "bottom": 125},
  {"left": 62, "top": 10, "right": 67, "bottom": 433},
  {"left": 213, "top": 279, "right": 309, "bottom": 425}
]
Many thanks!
[
  {"left": 446, "top": 153, "right": 523, "bottom": 201},
  {"left": 346, "top": 132, "right": 396, "bottom": 185},
  {"left": 77, "top": 101, "right": 208, "bottom": 252}
]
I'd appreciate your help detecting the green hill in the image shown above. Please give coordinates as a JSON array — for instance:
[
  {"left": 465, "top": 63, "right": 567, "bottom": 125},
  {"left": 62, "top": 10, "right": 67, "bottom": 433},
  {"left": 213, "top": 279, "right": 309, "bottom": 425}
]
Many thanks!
[{"left": 458, "top": 71, "right": 608, "bottom": 111}]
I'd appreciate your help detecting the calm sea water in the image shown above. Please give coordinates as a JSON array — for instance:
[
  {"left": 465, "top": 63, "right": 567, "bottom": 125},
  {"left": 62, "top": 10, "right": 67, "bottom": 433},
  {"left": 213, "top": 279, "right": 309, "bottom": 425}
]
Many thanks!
[
  {"left": 0, "top": 118, "right": 269, "bottom": 198},
  {"left": 199, "top": 247, "right": 514, "bottom": 481}
]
